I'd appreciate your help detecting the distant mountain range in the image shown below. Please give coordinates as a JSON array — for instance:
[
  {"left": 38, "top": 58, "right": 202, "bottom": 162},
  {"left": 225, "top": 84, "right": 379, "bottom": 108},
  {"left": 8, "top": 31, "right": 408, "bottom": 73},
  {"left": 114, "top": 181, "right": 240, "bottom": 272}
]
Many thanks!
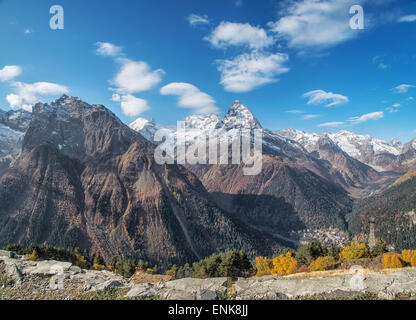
[{"left": 0, "top": 96, "right": 415, "bottom": 264}]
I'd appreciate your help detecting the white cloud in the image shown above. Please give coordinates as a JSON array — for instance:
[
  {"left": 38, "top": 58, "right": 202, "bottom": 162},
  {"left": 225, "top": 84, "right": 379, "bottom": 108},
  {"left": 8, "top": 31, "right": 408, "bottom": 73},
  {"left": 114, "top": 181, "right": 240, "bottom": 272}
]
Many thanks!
[
  {"left": 318, "top": 121, "right": 345, "bottom": 128},
  {"left": 217, "top": 52, "right": 289, "bottom": 92},
  {"left": 120, "top": 94, "right": 150, "bottom": 117},
  {"left": 0, "top": 65, "right": 22, "bottom": 82},
  {"left": 391, "top": 84, "right": 416, "bottom": 93},
  {"left": 95, "top": 43, "right": 165, "bottom": 116},
  {"left": 286, "top": 109, "right": 304, "bottom": 114},
  {"left": 111, "top": 93, "right": 121, "bottom": 102},
  {"left": 6, "top": 81, "right": 69, "bottom": 111},
  {"left": 112, "top": 59, "right": 165, "bottom": 94},
  {"left": 386, "top": 103, "right": 400, "bottom": 113},
  {"left": 188, "top": 14, "right": 210, "bottom": 26},
  {"left": 378, "top": 63, "right": 388, "bottom": 70},
  {"left": 303, "top": 89, "right": 349, "bottom": 107},
  {"left": 6, "top": 94, "right": 24, "bottom": 108},
  {"left": 386, "top": 107, "right": 398, "bottom": 113},
  {"left": 160, "top": 82, "right": 219, "bottom": 114},
  {"left": 268, "top": 0, "right": 361, "bottom": 49},
  {"left": 24, "top": 29, "right": 33, "bottom": 34},
  {"left": 302, "top": 114, "right": 320, "bottom": 119},
  {"left": 398, "top": 15, "right": 416, "bottom": 23},
  {"left": 348, "top": 111, "right": 384, "bottom": 124},
  {"left": 205, "top": 21, "right": 275, "bottom": 49},
  {"left": 95, "top": 42, "right": 123, "bottom": 57}
]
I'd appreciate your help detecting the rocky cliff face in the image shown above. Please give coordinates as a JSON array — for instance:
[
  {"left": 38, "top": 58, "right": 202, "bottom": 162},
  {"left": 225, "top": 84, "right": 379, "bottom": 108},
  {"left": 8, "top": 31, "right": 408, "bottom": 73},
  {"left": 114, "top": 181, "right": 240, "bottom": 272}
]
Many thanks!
[
  {"left": 0, "top": 96, "right": 285, "bottom": 267},
  {"left": 0, "top": 109, "right": 31, "bottom": 176},
  {"left": 131, "top": 102, "right": 353, "bottom": 235},
  {"left": 301, "top": 134, "right": 381, "bottom": 190}
]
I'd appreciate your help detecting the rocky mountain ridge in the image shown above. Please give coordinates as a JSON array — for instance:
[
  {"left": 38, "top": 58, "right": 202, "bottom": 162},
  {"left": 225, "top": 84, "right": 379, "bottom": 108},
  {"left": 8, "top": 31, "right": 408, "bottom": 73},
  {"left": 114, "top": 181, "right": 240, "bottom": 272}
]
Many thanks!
[{"left": 0, "top": 96, "right": 286, "bottom": 267}]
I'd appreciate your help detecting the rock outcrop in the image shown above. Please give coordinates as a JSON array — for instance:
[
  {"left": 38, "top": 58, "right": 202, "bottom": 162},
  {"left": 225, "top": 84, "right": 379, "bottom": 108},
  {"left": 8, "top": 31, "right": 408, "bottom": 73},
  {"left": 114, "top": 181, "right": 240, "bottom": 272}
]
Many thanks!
[
  {"left": 2, "top": 252, "right": 416, "bottom": 300},
  {"left": 234, "top": 269, "right": 416, "bottom": 300}
]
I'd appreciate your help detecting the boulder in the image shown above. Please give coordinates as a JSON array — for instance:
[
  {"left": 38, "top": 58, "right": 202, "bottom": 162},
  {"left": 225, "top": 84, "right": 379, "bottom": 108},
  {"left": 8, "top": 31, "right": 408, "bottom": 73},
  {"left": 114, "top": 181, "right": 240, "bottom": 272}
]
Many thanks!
[
  {"left": 22, "top": 261, "right": 73, "bottom": 276},
  {"left": 0, "top": 250, "right": 15, "bottom": 259},
  {"left": 126, "top": 283, "right": 158, "bottom": 299},
  {"left": 89, "top": 279, "right": 124, "bottom": 292},
  {"left": 5, "top": 262, "right": 23, "bottom": 286}
]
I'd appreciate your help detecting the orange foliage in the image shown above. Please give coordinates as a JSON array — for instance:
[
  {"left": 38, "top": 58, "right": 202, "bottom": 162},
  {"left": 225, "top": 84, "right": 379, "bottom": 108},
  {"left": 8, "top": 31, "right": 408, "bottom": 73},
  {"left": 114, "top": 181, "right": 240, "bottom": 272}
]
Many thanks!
[
  {"left": 382, "top": 253, "right": 404, "bottom": 269},
  {"left": 339, "top": 243, "right": 370, "bottom": 261},
  {"left": 411, "top": 256, "right": 416, "bottom": 268},
  {"left": 401, "top": 250, "right": 416, "bottom": 264},
  {"left": 26, "top": 250, "right": 38, "bottom": 261},
  {"left": 255, "top": 256, "right": 273, "bottom": 276},
  {"left": 297, "top": 265, "right": 309, "bottom": 273},
  {"left": 309, "top": 256, "right": 337, "bottom": 271},
  {"left": 271, "top": 252, "right": 298, "bottom": 276},
  {"left": 92, "top": 263, "right": 106, "bottom": 271}
]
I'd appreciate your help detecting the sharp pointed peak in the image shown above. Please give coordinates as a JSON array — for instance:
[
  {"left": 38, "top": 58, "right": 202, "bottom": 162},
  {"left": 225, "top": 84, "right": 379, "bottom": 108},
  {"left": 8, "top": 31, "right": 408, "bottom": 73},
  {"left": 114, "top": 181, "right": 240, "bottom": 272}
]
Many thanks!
[{"left": 224, "top": 100, "right": 262, "bottom": 129}]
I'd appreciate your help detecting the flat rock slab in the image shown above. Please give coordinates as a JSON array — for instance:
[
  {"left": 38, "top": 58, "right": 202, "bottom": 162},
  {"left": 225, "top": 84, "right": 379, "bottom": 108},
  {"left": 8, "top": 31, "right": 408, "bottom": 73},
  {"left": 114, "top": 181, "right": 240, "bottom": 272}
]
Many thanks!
[
  {"left": 126, "top": 278, "right": 228, "bottom": 300},
  {"left": 22, "top": 260, "right": 73, "bottom": 276},
  {"left": 0, "top": 250, "right": 15, "bottom": 258},
  {"left": 235, "top": 269, "right": 416, "bottom": 300}
]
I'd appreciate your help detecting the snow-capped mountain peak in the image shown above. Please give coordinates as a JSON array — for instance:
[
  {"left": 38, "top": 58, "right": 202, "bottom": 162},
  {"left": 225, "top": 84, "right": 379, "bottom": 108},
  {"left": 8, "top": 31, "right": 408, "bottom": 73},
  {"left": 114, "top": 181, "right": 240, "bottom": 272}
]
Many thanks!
[
  {"left": 182, "top": 114, "right": 223, "bottom": 130},
  {"left": 327, "top": 131, "right": 402, "bottom": 158},
  {"left": 223, "top": 101, "right": 262, "bottom": 130},
  {"left": 130, "top": 117, "right": 155, "bottom": 131},
  {"left": 129, "top": 117, "right": 163, "bottom": 142}
]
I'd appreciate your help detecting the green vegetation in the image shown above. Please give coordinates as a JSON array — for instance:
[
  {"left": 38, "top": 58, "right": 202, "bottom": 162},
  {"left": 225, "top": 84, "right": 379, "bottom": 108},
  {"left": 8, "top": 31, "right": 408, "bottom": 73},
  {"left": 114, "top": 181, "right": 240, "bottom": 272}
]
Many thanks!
[
  {"left": 192, "top": 250, "right": 254, "bottom": 279},
  {"left": 295, "top": 241, "right": 329, "bottom": 265},
  {"left": 4, "top": 238, "right": 416, "bottom": 281},
  {"left": 347, "top": 176, "right": 416, "bottom": 250},
  {"left": 371, "top": 238, "right": 387, "bottom": 257}
]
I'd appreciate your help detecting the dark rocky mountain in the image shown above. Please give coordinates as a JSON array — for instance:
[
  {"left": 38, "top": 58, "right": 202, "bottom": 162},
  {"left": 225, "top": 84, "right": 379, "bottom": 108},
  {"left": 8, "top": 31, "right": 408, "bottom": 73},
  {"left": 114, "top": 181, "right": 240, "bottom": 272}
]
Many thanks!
[
  {"left": 347, "top": 173, "right": 416, "bottom": 250},
  {"left": 131, "top": 102, "right": 354, "bottom": 238},
  {"left": 299, "top": 133, "right": 381, "bottom": 191},
  {"left": 393, "top": 139, "right": 416, "bottom": 170},
  {"left": 0, "top": 96, "right": 287, "bottom": 267}
]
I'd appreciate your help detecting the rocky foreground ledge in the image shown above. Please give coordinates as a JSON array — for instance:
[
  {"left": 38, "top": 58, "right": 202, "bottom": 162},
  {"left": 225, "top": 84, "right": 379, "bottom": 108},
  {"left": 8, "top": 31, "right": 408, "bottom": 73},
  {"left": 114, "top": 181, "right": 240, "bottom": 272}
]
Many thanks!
[{"left": 2, "top": 250, "right": 416, "bottom": 300}]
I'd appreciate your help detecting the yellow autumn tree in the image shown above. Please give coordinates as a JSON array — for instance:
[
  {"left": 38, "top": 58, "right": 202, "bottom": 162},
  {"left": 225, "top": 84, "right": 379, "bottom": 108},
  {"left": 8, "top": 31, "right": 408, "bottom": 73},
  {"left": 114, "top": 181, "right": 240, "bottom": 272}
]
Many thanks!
[
  {"left": 411, "top": 256, "right": 416, "bottom": 267},
  {"left": 255, "top": 256, "right": 273, "bottom": 276},
  {"left": 382, "top": 253, "right": 404, "bottom": 269},
  {"left": 92, "top": 263, "right": 106, "bottom": 271},
  {"left": 401, "top": 250, "right": 416, "bottom": 264},
  {"left": 339, "top": 243, "right": 370, "bottom": 261},
  {"left": 74, "top": 252, "right": 87, "bottom": 269},
  {"left": 271, "top": 252, "right": 298, "bottom": 276},
  {"left": 309, "top": 256, "right": 337, "bottom": 272},
  {"left": 26, "top": 250, "right": 39, "bottom": 261}
]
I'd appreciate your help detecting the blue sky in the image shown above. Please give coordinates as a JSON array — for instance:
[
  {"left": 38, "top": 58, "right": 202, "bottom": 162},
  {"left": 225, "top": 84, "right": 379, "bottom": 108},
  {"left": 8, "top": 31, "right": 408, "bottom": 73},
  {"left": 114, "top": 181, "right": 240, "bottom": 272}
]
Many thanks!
[{"left": 0, "top": 0, "right": 416, "bottom": 142}]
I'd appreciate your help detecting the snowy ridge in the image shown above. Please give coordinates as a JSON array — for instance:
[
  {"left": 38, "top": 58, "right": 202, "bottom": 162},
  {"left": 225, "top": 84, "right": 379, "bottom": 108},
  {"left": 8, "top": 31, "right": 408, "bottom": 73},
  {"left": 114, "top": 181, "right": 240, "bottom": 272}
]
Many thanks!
[
  {"left": 328, "top": 131, "right": 402, "bottom": 157},
  {"left": 130, "top": 101, "right": 279, "bottom": 152},
  {"left": 0, "top": 107, "right": 31, "bottom": 172}
]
